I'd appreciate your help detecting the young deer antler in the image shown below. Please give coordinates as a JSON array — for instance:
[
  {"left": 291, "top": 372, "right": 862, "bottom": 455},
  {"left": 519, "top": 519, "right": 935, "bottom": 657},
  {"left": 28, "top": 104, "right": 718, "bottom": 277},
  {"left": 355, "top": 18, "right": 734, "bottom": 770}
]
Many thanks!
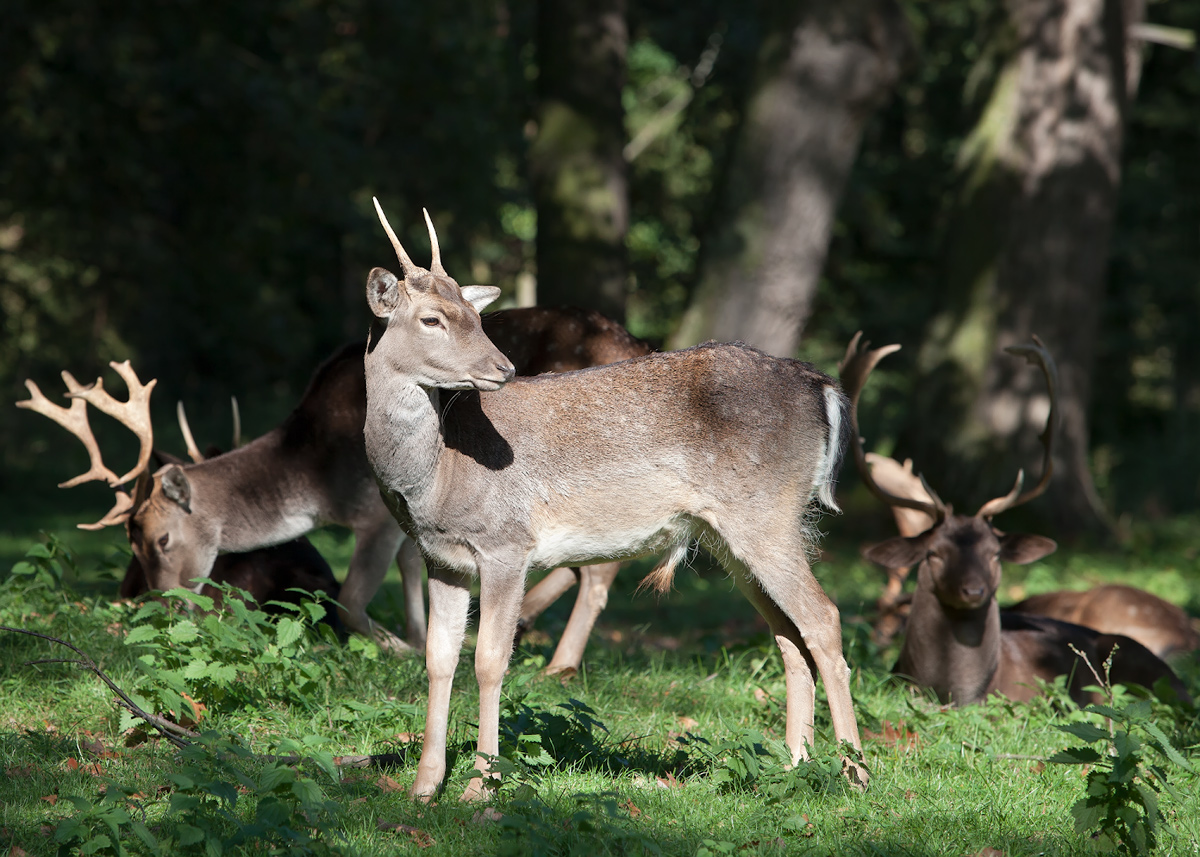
[
  {"left": 974, "top": 335, "right": 1058, "bottom": 518},
  {"left": 176, "top": 401, "right": 206, "bottom": 463},
  {"left": 838, "top": 331, "right": 947, "bottom": 522}
]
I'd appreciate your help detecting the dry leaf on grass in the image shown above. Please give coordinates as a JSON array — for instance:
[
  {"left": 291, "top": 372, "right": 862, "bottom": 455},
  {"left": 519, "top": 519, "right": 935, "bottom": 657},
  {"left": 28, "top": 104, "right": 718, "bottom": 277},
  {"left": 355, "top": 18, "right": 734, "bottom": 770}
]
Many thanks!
[
  {"left": 863, "top": 720, "right": 921, "bottom": 751},
  {"left": 375, "top": 775, "right": 404, "bottom": 793},
  {"left": 9, "top": 846, "right": 30, "bottom": 857},
  {"left": 39, "top": 796, "right": 57, "bottom": 806},
  {"left": 377, "top": 821, "right": 434, "bottom": 847},
  {"left": 753, "top": 687, "right": 769, "bottom": 704},
  {"left": 656, "top": 771, "right": 683, "bottom": 789},
  {"left": 392, "top": 732, "right": 422, "bottom": 744},
  {"left": 623, "top": 799, "right": 642, "bottom": 819},
  {"left": 676, "top": 715, "right": 699, "bottom": 729},
  {"left": 472, "top": 807, "right": 503, "bottom": 824},
  {"left": 969, "top": 849, "right": 1005, "bottom": 857}
]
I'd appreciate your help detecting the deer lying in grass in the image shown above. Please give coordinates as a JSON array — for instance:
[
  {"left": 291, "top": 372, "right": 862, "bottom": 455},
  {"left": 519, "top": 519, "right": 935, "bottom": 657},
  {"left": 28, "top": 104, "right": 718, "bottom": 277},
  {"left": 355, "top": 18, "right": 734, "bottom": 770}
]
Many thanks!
[
  {"left": 1009, "top": 585, "right": 1199, "bottom": 660},
  {"left": 18, "top": 308, "right": 648, "bottom": 659},
  {"left": 841, "top": 333, "right": 1189, "bottom": 707},
  {"left": 362, "top": 201, "right": 863, "bottom": 801}
]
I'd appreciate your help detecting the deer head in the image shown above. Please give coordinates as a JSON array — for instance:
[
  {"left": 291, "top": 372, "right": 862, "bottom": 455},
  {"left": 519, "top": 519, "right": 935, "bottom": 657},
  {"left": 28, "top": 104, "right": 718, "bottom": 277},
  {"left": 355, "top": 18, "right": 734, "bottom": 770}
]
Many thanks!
[
  {"left": 840, "top": 333, "right": 1059, "bottom": 612},
  {"left": 366, "top": 199, "right": 514, "bottom": 391},
  {"left": 18, "top": 363, "right": 223, "bottom": 593}
]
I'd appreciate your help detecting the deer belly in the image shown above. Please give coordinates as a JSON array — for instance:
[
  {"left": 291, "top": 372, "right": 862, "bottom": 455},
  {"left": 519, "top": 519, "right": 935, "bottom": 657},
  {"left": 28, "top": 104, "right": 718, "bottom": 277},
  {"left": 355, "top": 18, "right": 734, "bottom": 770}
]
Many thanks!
[{"left": 527, "top": 515, "right": 693, "bottom": 570}]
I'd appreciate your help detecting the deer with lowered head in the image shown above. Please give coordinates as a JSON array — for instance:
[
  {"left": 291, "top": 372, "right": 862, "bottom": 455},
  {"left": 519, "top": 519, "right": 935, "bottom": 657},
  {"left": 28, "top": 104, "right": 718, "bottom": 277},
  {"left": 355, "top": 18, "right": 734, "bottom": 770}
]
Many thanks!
[
  {"left": 840, "top": 333, "right": 1189, "bottom": 707},
  {"left": 362, "top": 200, "right": 864, "bottom": 801},
  {"left": 18, "top": 307, "right": 649, "bottom": 662}
]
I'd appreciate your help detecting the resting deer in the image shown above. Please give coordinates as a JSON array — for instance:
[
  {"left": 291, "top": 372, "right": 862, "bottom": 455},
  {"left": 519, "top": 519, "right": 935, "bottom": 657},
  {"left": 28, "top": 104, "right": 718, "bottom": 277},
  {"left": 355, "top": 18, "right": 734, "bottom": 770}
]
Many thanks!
[
  {"left": 362, "top": 201, "right": 863, "bottom": 801},
  {"left": 1009, "top": 585, "right": 1199, "bottom": 660},
  {"left": 841, "top": 333, "right": 1189, "bottom": 706},
  {"left": 18, "top": 308, "right": 649, "bottom": 659}
]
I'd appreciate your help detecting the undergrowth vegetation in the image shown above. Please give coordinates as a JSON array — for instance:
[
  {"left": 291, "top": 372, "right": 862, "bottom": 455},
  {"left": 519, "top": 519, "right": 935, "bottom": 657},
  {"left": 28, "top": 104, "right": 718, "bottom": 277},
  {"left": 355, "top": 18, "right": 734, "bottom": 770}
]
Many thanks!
[{"left": 1, "top": 530, "right": 1198, "bottom": 856}]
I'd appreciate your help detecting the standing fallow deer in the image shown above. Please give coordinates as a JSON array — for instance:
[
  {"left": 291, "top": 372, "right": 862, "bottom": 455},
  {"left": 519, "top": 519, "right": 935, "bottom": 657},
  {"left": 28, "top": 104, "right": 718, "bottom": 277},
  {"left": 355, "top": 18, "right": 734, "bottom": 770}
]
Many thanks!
[
  {"left": 18, "top": 308, "right": 649, "bottom": 658},
  {"left": 841, "top": 333, "right": 1189, "bottom": 706},
  {"left": 363, "top": 200, "right": 863, "bottom": 801}
]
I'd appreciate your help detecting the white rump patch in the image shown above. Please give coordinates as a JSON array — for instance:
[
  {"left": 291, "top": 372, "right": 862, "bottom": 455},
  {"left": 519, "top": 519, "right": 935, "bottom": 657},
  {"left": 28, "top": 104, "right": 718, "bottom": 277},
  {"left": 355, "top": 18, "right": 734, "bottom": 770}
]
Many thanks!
[{"left": 811, "top": 385, "right": 846, "bottom": 513}]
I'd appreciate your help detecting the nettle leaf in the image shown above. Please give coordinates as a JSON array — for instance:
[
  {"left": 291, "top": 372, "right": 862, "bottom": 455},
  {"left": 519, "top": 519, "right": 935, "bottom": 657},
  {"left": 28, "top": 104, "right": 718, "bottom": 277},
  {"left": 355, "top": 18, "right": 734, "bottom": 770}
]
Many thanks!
[
  {"left": 259, "top": 765, "right": 297, "bottom": 792},
  {"left": 1141, "top": 721, "right": 1195, "bottom": 772},
  {"left": 175, "top": 824, "right": 206, "bottom": 846},
  {"left": 1049, "top": 747, "right": 1103, "bottom": 765},
  {"left": 302, "top": 601, "right": 327, "bottom": 623},
  {"left": 1057, "top": 722, "right": 1110, "bottom": 743},
  {"left": 206, "top": 663, "right": 239, "bottom": 684},
  {"left": 124, "top": 625, "right": 161, "bottom": 646},
  {"left": 182, "top": 659, "right": 211, "bottom": 680},
  {"left": 275, "top": 617, "right": 304, "bottom": 648},
  {"left": 163, "top": 588, "right": 215, "bottom": 612},
  {"left": 168, "top": 620, "right": 200, "bottom": 644}
]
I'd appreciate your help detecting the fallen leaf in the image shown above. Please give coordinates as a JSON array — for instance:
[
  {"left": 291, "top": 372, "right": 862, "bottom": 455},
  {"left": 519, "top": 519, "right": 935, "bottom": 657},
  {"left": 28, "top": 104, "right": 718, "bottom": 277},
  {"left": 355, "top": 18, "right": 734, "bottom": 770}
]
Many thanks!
[
  {"left": 375, "top": 775, "right": 404, "bottom": 793},
  {"left": 64, "top": 759, "right": 79, "bottom": 771},
  {"left": 393, "top": 732, "right": 422, "bottom": 744},
  {"left": 753, "top": 687, "right": 769, "bottom": 704},
  {"left": 179, "top": 693, "right": 206, "bottom": 727},
  {"left": 39, "top": 796, "right": 57, "bottom": 806},
  {"left": 105, "top": 622, "right": 123, "bottom": 637},
  {"left": 969, "top": 849, "right": 1004, "bottom": 857},
  {"left": 863, "top": 720, "right": 921, "bottom": 752},
  {"left": 377, "top": 821, "right": 434, "bottom": 847},
  {"left": 80, "top": 734, "right": 105, "bottom": 756},
  {"left": 472, "top": 808, "right": 503, "bottom": 824},
  {"left": 623, "top": 798, "right": 642, "bottom": 819},
  {"left": 903, "top": 790, "right": 916, "bottom": 800},
  {"left": 677, "top": 715, "right": 699, "bottom": 729},
  {"left": 9, "top": 846, "right": 29, "bottom": 857},
  {"left": 656, "top": 771, "right": 683, "bottom": 789},
  {"left": 4, "top": 766, "right": 34, "bottom": 779},
  {"left": 1030, "top": 762, "right": 1045, "bottom": 774}
]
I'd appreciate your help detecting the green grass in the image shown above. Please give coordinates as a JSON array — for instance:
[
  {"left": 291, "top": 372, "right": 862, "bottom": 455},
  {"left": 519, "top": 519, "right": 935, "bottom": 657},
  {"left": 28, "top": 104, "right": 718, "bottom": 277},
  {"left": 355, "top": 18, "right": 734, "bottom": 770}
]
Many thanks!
[{"left": 1, "top": 510, "right": 1198, "bottom": 856}]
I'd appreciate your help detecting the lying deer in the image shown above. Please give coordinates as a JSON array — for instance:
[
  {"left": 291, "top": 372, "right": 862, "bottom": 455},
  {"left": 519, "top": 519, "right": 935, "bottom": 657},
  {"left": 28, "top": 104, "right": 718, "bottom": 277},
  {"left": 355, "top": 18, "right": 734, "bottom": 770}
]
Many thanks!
[
  {"left": 1009, "top": 585, "right": 1199, "bottom": 660},
  {"left": 18, "top": 308, "right": 649, "bottom": 659},
  {"left": 841, "top": 333, "right": 1188, "bottom": 706},
  {"left": 362, "top": 201, "right": 863, "bottom": 801}
]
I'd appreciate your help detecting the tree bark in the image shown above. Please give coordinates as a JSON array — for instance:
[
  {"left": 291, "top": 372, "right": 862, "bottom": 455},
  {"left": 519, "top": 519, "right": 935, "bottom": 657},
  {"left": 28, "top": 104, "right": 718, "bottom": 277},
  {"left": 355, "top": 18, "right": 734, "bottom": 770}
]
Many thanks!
[
  {"left": 669, "top": 0, "right": 909, "bottom": 357},
  {"left": 907, "top": 0, "right": 1144, "bottom": 536},
  {"left": 529, "top": 0, "right": 629, "bottom": 322}
]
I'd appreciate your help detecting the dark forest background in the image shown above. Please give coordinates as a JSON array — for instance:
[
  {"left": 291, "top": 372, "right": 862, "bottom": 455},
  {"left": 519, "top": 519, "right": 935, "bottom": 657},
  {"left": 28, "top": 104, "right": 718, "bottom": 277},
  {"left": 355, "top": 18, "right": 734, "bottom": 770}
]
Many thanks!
[{"left": 2, "top": 0, "right": 1197, "bottom": 539}]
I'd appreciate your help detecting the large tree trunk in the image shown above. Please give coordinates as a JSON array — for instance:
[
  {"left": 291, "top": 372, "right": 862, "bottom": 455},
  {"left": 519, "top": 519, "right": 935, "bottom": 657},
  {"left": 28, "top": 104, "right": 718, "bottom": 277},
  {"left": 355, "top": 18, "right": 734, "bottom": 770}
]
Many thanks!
[
  {"left": 528, "top": 0, "right": 629, "bottom": 322},
  {"left": 669, "top": 0, "right": 909, "bottom": 357},
  {"left": 907, "top": 0, "right": 1143, "bottom": 536}
]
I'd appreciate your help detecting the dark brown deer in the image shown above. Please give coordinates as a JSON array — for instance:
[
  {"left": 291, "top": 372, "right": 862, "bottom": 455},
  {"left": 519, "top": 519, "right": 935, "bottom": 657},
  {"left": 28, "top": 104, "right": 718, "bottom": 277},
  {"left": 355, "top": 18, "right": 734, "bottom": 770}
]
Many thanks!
[
  {"left": 1009, "top": 585, "right": 1199, "bottom": 660},
  {"left": 362, "top": 201, "right": 862, "bottom": 801},
  {"left": 18, "top": 308, "right": 650, "bottom": 658},
  {"left": 840, "top": 333, "right": 1189, "bottom": 707}
]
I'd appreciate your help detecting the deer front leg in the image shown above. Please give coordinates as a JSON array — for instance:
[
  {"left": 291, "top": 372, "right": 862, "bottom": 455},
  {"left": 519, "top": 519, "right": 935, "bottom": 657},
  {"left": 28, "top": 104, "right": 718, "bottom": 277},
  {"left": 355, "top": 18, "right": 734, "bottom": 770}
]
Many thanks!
[
  {"left": 544, "top": 561, "right": 620, "bottom": 675},
  {"left": 461, "top": 562, "right": 527, "bottom": 802},
  {"left": 411, "top": 565, "right": 472, "bottom": 800},
  {"left": 398, "top": 537, "right": 427, "bottom": 650},
  {"left": 342, "top": 516, "right": 410, "bottom": 653}
]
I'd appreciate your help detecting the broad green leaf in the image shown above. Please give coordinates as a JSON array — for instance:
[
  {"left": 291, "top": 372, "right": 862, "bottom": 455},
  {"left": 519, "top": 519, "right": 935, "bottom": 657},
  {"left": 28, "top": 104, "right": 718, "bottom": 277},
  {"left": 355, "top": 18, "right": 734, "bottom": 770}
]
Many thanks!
[
  {"left": 124, "top": 625, "right": 160, "bottom": 645},
  {"left": 176, "top": 824, "right": 206, "bottom": 846},
  {"left": 1049, "top": 747, "right": 1102, "bottom": 765},
  {"left": 25, "top": 543, "right": 53, "bottom": 559},
  {"left": 1057, "top": 721, "right": 1110, "bottom": 743},
  {"left": 168, "top": 620, "right": 200, "bottom": 644},
  {"left": 1141, "top": 720, "right": 1195, "bottom": 772},
  {"left": 275, "top": 616, "right": 303, "bottom": 647}
]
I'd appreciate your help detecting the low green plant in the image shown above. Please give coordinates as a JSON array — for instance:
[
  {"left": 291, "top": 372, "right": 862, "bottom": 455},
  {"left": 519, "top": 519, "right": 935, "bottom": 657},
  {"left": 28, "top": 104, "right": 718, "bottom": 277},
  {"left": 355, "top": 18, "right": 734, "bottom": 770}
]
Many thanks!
[
  {"left": 685, "top": 728, "right": 851, "bottom": 800},
  {"left": 1, "top": 535, "right": 76, "bottom": 619},
  {"left": 1048, "top": 653, "right": 1196, "bottom": 855}
]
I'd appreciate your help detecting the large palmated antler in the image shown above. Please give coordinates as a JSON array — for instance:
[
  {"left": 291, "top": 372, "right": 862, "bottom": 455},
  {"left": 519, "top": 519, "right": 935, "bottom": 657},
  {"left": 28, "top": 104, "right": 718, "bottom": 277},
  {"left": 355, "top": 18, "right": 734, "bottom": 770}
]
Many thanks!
[
  {"left": 975, "top": 335, "right": 1058, "bottom": 518},
  {"left": 838, "top": 332, "right": 947, "bottom": 523},
  {"left": 17, "top": 360, "right": 157, "bottom": 529}
]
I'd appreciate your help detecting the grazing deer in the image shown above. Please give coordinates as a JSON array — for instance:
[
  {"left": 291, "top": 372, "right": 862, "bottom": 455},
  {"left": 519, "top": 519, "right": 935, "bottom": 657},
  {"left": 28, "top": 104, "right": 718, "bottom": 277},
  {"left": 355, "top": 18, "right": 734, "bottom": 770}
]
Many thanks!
[
  {"left": 841, "top": 333, "right": 1189, "bottom": 706},
  {"left": 18, "top": 309, "right": 648, "bottom": 658},
  {"left": 1009, "top": 585, "right": 1199, "bottom": 660},
  {"left": 362, "top": 201, "right": 863, "bottom": 801}
]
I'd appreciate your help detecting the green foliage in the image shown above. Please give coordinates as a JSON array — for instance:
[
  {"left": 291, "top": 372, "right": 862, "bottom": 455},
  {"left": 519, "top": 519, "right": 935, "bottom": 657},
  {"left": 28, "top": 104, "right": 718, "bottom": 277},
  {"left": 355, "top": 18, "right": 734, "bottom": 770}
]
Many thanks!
[
  {"left": 3, "top": 534, "right": 74, "bottom": 605},
  {"left": 684, "top": 729, "right": 852, "bottom": 801},
  {"left": 494, "top": 793, "right": 663, "bottom": 857},
  {"left": 54, "top": 732, "right": 352, "bottom": 856},
  {"left": 1048, "top": 688, "right": 1196, "bottom": 854}
]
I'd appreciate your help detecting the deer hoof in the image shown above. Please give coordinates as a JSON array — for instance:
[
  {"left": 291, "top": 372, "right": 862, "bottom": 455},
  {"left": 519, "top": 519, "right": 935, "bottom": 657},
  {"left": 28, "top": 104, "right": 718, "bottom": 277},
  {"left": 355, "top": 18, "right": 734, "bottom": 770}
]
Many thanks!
[{"left": 459, "top": 777, "right": 493, "bottom": 803}]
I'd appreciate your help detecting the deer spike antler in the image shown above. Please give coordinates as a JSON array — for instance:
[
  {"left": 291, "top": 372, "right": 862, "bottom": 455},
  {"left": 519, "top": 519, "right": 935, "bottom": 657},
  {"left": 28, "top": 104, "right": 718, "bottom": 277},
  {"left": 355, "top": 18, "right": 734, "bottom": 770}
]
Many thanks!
[
  {"left": 373, "top": 196, "right": 417, "bottom": 274},
  {"left": 422, "top": 208, "right": 447, "bottom": 276}
]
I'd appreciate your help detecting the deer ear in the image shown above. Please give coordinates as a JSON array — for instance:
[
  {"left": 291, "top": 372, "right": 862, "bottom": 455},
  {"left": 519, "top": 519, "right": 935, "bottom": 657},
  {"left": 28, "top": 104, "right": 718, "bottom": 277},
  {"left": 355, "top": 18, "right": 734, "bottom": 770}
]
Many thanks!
[
  {"left": 367, "top": 267, "right": 404, "bottom": 318},
  {"left": 160, "top": 465, "right": 192, "bottom": 513},
  {"left": 997, "top": 533, "right": 1056, "bottom": 564},
  {"left": 460, "top": 285, "right": 501, "bottom": 313},
  {"left": 862, "top": 533, "right": 931, "bottom": 569}
]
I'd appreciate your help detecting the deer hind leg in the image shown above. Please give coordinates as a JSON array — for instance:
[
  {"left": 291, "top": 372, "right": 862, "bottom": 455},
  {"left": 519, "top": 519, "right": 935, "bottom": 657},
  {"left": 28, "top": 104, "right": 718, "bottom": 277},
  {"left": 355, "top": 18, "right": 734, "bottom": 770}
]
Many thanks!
[
  {"left": 719, "top": 531, "right": 865, "bottom": 785},
  {"left": 544, "top": 561, "right": 620, "bottom": 676},
  {"left": 730, "top": 569, "right": 817, "bottom": 757},
  {"left": 412, "top": 565, "right": 472, "bottom": 800},
  {"left": 342, "top": 517, "right": 410, "bottom": 653},
  {"left": 462, "top": 560, "right": 528, "bottom": 802}
]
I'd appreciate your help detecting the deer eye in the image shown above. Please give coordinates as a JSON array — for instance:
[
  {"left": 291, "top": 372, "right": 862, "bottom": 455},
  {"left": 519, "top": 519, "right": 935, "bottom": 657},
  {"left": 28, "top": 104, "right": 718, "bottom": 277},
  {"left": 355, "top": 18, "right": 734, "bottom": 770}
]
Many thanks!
[
  {"left": 158, "top": 534, "right": 170, "bottom": 550},
  {"left": 421, "top": 316, "right": 441, "bottom": 328}
]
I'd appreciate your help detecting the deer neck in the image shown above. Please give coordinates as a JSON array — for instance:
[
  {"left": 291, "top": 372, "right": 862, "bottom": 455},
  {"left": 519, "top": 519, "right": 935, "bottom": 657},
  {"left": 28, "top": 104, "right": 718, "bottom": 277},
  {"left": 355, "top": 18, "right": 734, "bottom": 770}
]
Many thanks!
[
  {"left": 363, "top": 369, "right": 445, "bottom": 502},
  {"left": 898, "top": 585, "right": 1002, "bottom": 707},
  {"left": 187, "top": 432, "right": 323, "bottom": 551}
]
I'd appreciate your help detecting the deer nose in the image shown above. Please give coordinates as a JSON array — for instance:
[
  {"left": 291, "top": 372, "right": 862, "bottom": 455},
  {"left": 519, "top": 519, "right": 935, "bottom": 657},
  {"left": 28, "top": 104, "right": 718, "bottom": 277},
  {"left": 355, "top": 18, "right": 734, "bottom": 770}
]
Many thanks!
[
  {"left": 498, "top": 360, "right": 516, "bottom": 382},
  {"left": 960, "top": 582, "right": 987, "bottom": 602}
]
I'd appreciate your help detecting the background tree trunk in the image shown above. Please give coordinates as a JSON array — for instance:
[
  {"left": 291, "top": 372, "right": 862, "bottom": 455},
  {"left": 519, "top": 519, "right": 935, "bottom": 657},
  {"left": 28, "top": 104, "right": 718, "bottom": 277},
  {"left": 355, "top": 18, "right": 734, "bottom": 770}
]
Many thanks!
[
  {"left": 906, "top": 0, "right": 1144, "bottom": 537},
  {"left": 669, "top": 0, "right": 909, "bottom": 357},
  {"left": 529, "top": 0, "right": 629, "bottom": 321}
]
